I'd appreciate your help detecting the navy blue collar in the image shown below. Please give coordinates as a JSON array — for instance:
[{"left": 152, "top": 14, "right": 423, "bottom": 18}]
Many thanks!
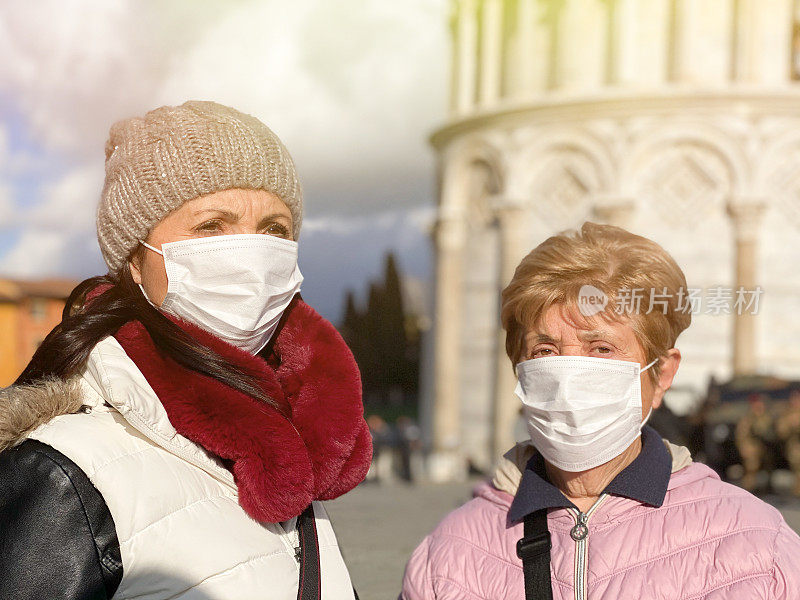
[{"left": 508, "top": 425, "right": 672, "bottom": 523}]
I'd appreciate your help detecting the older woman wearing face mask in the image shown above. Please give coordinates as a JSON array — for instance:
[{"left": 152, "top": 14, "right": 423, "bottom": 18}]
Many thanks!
[
  {"left": 401, "top": 223, "right": 800, "bottom": 600},
  {"left": 0, "top": 101, "right": 371, "bottom": 600}
]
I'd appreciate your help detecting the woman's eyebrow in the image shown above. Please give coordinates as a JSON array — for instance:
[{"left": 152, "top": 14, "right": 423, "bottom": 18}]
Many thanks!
[
  {"left": 256, "top": 213, "right": 292, "bottom": 228},
  {"left": 578, "top": 329, "right": 622, "bottom": 343},
  {"left": 528, "top": 333, "right": 559, "bottom": 344},
  {"left": 192, "top": 208, "right": 240, "bottom": 221}
]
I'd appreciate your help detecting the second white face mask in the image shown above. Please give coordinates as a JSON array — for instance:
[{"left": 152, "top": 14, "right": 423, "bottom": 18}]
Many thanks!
[
  {"left": 140, "top": 233, "right": 303, "bottom": 355},
  {"left": 514, "top": 355, "right": 657, "bottom": 472}
]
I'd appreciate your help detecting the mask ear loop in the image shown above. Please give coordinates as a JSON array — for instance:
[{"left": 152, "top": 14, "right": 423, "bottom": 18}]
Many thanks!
[
  {"left": 640, "top": 357, "right": 659, "bottom": 373},
  {"left": 639, "top": 357, "right": 661, "bottom": 429},
  {"left": 140, "top": 240, "right": 164, "bottom": 256},
  {"left": 136, "top": 240, "right": 163, "bottom": 307},
  {"left": 640, "top": 406, "right": 654, "bottom": 429}
]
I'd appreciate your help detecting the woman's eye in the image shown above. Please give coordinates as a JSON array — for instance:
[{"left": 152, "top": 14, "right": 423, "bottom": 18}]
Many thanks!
[
  {"left": 532, "top": 347, "right": 555, "bottom": 358},
  {"left": 264, "top": 222, "right": 290, "bottom": 238},
  {"left": 594, "top": 345, "right": 613, "bottom": 354},
  {"left": 195, "top": 220, "right": 223, "bottom": 233}
]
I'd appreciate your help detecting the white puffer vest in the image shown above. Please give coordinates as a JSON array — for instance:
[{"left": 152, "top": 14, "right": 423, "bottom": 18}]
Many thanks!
[{"left": 28, "top": 336, "right": 356, "bottom": 599}]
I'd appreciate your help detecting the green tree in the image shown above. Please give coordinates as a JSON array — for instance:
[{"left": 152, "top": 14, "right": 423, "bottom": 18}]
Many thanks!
[{"left": 337, "top": 251, "right": 421, "bottom": 419}]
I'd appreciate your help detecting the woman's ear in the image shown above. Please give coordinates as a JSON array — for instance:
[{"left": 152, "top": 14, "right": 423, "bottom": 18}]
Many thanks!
[
  {"left": 650, "top": 348, "right": 681, "bottom": 410},
  {"left": 129, "top": 250, "right": 143, "bottom": 285}
]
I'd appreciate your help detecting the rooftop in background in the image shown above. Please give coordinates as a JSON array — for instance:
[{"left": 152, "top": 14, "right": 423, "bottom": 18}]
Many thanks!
[
  {"left": 0, "top": 277, "right": 79, "bottom": 386},
  {"left": 0, "top": 278, "right": 79, "bottom": 302}
]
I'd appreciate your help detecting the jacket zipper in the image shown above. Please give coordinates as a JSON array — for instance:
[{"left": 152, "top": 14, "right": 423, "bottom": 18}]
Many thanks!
[
  {"left": 272, "top": 515, "right": 302, "bottom": 563},
  {"left": 567, "top": 493, "right": 608, "bottom": 600},
  {"left": 123, "top": 400, "right": 304, "bottom": 564}
]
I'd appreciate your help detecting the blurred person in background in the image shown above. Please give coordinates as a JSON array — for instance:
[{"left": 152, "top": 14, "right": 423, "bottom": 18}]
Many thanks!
[
  {"left": 396, "top": 415, "right": 423, "bottom": 483},
  {"left": 778, "top": 390, "right": 800, "bottom": 496},
  {"left": 367, "top": 413, "right": 395, "bottom": 483},
  {"left": 0, "top": 101, "right": 371, "bottom": 599},
  {"left": 401, "top": 223, "right": 800, "bottom": 599},
  {"left": 736, "top": 393, "right": 775, "bottom": 493}
]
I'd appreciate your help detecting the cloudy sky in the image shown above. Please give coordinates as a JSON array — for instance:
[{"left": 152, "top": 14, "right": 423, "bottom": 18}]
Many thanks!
[{"left": 0, "top": 0, "right": 449, "bottom": 320}]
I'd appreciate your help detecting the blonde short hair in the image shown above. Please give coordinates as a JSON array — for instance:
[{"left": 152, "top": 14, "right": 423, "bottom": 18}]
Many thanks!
[{"left": 501, "top": 222, "right": 691, "bottom": 379}]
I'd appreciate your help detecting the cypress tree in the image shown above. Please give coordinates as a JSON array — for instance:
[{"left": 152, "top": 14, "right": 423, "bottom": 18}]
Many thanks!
[{"left": 337, "top": 252, "right": 421, "bottom": 416}]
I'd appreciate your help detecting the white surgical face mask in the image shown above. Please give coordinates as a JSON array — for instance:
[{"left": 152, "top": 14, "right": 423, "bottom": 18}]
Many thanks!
[
  {"left": 514, "top": 355, "right": 658, "bottom": 472},
  {"left": 139, "top": 233, "right": 303, "bottom": 355}
]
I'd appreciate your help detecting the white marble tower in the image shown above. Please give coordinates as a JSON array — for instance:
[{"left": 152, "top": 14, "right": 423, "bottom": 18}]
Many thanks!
[{"left": 425, "top": 0, "right": 800, "bottom": 481}]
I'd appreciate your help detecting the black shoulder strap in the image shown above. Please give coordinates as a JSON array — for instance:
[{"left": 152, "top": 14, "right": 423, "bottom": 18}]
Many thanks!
[
  {"left": 516, "top": 509, "right": 553, "bottom": 600},
  {"left": 296, "top": 503, "right": 361, "bottom": 600},
  {"left": 297, "top": 504, "right": 321, "bottom": 600}
]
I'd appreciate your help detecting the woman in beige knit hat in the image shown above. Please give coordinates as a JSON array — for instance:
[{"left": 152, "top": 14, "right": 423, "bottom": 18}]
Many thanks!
[{"left": 0, "top": 101, "right": 371, "bottom": 600}]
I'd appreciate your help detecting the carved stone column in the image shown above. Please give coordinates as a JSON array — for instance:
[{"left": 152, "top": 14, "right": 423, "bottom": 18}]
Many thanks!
[
  {"left": 428, "top": 212, "right": 468, "bottom": 481},
  {"left": 732, "top": 0, "right": 759, "bottom": 82},
  {"left": 491, "top": 200, "right": 531, "bottom": 462},
  {"left": 726, "top": 198, "right": 766, "bottom": 376},
  {"left": 545, "top": 0, "right": 566, "bottom": 90},
  {"left": 480, "top": 0, "right": 503, "bottom": 106},
  {"left": 602, "top": 0, "right": 619, "bottom": 84},
  {"left": 455, "top": 0, "right": 479, "bottom": 114},
  {"left": 667, "top": 0, "right": 690, "bottom": 82},
  {"left": 516, "top": 0, "right": 537, "bottom": 95}
]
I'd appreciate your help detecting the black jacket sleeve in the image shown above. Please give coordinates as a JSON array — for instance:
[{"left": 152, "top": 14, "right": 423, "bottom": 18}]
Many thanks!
[{"left": 0, "top": 438, "right": 123, "bottom": 600}]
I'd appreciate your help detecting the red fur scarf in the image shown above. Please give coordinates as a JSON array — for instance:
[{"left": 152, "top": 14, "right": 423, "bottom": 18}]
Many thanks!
[{"left": 112, "top": 297, "right": 372, "bottom": 523}]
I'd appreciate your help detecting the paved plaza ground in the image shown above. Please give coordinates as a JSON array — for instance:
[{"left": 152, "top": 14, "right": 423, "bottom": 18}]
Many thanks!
[
  {"left": 325, "top": 478, "right": 800, "bottom": 600},
  {"left": 325, "top": 479, "right": 477, "bottom": 600}
]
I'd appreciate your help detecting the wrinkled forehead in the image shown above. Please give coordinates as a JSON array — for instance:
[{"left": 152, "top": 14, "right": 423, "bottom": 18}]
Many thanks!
[
  {"left": 523, "top": 301, "right": 637, "bottom": 346},
  {"left": 526, "top": 299, "right": 627, "bottom": 333},
  {"left": 182, "top": 189, "right": 291, "bottom": 214}
]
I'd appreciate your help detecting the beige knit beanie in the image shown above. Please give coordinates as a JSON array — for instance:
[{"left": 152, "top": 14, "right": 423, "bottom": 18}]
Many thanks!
[{"left": 97, "top": 100, "right": 303, "bottom": 273}]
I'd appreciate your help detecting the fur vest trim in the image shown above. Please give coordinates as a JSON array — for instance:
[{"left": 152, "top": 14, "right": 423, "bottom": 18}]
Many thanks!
[
  {"left": 0, "top": 298, "right": 371, "bottom": 524},
  {"left": 0, "top": 378, "right": 85, "bottom": 453}
]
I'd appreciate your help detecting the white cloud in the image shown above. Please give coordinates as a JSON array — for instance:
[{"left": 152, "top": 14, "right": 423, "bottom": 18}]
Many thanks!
[
  {"left": 0, "top": 229, "right": 68, "bottom": 278},
  {"left": 0, "top": 124, "right": 9, "bottom": 226},
  {"left": 1, "top": 1, "right": 148, "bottom": 157},
  {"left": 26, "top": 165, "right": 103, "bottom": 231},
  {"left": 0, "top": 120, "right": 44, "bottom": 178},
  {"left": 0, "top": 123, "right": 8, "bottom": 161},
  {"left": 0, "top": 0, "right": 447, "bottom": 287},
  {"left": 0, "top": 0, "right": 447, "bottom": 202},
  {"left": 0, "top": 1, "right": 242, "bottom": 159},
  {"left": 302, "top": 204, "right": 435, "bottom": 237},
  {"left": 0, "top": 124, "right": 19, "bottom": 230},
  {"left": 156, "top": 0, "right": 448, "bottom": 209},
  {"left": 0, "top": 184, "right": 12, "bottom": 226},
  {"left": 0, "top": 164, "right": 104, "bottom": 275}
]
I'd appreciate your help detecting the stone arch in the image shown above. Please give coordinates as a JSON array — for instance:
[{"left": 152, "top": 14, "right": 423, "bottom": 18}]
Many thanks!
[
  {"left": 624, "top": 123, "right": 745, "bottom": 190},
  {"left": 624, "top": 125, "right": 741, "bottom": 228},
  {"left": 757, "top": 130, "right": 800, "bottom": 230},
  {"left": 440, "top": 136, "right": 507, "bottom": 218},
  {"left": 514, "top": 131, "right": 610, "bottom": 232},
  {"left": 465, "top": 154, "right": 504, "bottom": 227},
  {"left": 512, "top": 125, "right": 616, "bottom": 194}
]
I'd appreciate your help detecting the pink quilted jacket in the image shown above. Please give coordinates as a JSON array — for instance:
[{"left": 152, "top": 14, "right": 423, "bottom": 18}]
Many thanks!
[{"left": 402, "top": 459, "right": 800, "bottom": 599}]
